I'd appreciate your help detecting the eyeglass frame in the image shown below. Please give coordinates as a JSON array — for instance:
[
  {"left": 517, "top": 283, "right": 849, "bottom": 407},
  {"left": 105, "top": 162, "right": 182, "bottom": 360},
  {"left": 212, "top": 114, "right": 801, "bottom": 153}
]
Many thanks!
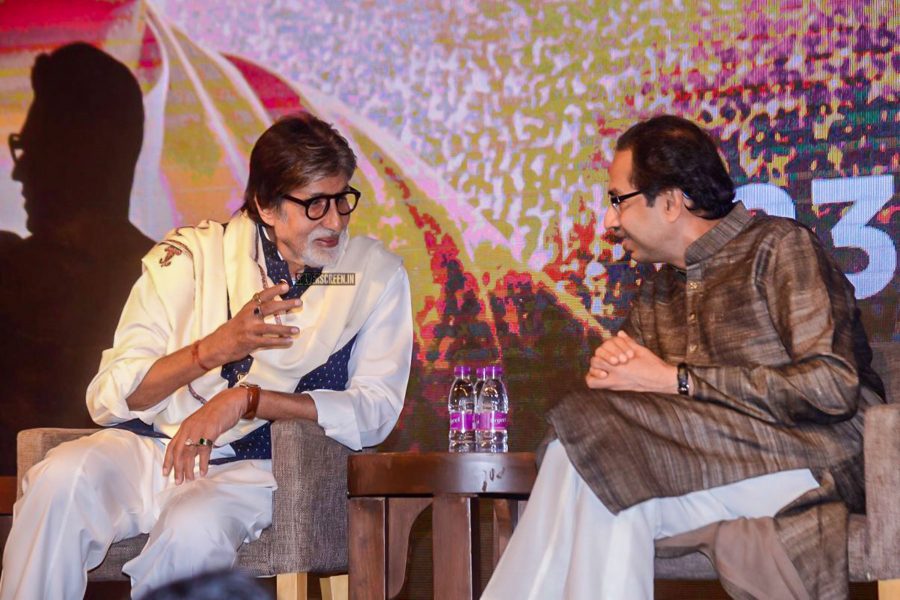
[
  {"left": 608, "top": 189, "right": 643, "bottom": 213},
  {"left": 281, "top": 186, "right": 361, "bottom": 221},
  {"left": 8, "top": 133, "right": 23, "bottom": 165}
]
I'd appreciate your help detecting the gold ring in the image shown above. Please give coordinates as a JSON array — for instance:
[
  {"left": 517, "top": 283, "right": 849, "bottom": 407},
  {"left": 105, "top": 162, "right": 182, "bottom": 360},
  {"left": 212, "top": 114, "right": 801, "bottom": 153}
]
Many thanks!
[
  {"left": 252, "top": 292, "right": 262, "bottom": 305},
  {"left": 197, "top": 438, "right": 213, "bottom": 447}
]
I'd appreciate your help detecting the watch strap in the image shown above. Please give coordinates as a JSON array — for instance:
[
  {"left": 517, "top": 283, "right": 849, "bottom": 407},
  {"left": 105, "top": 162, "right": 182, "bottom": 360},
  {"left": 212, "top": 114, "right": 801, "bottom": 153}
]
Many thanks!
[{"left": 238, "top": 382, "right": 261, "bottom": 420}]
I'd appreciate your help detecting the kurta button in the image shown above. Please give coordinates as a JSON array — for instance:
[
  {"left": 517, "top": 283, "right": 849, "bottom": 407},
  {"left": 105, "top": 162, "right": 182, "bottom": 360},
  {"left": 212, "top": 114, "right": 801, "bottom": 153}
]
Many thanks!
[
  {"left": 688, "top": 313, "right": 696, "bottom": 322},
  {"left": 688, "top": 343, "right": 697, "bottom": 352},
  {"left": 688, "top": 282, "right": 699, "bottom": 290}
]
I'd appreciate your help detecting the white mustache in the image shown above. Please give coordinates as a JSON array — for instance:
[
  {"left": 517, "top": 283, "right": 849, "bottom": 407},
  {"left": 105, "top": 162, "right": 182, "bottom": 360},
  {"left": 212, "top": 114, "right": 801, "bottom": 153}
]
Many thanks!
[
  {"left": 307, "top": 227, "right": 341, "bottom": 243},
  {"left": 301, "top": 227, "right": 348, "bottom": 268}
]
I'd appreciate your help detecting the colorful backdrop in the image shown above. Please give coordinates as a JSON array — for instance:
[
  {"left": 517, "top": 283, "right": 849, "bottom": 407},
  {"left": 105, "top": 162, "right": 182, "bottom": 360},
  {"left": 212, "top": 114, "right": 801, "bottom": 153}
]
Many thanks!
[{"left": 0, "top": 0, "right": 897, "bottom": 461}]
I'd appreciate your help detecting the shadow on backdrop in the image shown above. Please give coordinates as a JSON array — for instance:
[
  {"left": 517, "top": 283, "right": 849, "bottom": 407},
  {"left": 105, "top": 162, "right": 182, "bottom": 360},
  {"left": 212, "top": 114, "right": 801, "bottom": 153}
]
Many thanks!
[{"left": 0, "top": 42, "right": 154, "bottom": 475}]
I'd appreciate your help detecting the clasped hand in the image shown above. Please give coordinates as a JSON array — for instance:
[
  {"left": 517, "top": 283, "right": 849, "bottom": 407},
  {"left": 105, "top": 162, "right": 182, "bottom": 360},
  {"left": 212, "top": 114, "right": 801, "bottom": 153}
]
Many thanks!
[{"left": 585, "top": 331, "right": 677, "bottom": 394}]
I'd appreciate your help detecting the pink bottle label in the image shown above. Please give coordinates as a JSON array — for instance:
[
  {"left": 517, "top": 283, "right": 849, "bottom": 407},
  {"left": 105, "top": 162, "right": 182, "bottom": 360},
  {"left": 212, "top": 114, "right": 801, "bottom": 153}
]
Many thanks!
[
  {"left": 450, "top": 411, "right": 462, "bottom": 430},
  {"left": 450, "top": 412, "right": 476, "bottom": 431},
  {"left": 479, "top": 411, "right": 508, "bottom": 431},
  {"left": 463, "top": 413, "right": 476, "bottom": 430}
]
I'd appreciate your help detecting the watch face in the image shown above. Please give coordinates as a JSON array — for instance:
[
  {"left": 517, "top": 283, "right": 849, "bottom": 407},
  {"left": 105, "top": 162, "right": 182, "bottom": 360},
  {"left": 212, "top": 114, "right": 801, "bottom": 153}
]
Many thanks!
[{"left": 677, "top": 364, "right": 690, "bottom": 395}]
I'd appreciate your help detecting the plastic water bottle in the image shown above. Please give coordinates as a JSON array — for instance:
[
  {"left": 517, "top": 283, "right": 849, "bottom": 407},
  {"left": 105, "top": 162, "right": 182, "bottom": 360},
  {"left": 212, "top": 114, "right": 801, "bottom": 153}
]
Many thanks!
[
  {"left": 473, "top": 366, "right": 485, "bottom": 399},
  {"left": 475, "top": 365, "right": 509, "bottom": 452},
  {"left": 448, "top": 366, "right": 476, "bottom": 452}
]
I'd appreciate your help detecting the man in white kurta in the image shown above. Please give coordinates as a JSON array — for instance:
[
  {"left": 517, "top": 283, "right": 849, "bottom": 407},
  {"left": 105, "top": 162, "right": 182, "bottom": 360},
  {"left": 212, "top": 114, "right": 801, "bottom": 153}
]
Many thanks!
[{"left": 0, "top": 114, "right": 413, "bottom": 599}]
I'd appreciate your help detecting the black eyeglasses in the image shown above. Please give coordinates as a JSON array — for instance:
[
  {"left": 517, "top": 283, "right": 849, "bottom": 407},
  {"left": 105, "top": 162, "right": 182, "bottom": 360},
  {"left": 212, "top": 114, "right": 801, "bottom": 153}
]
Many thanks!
[
  {"left": 608, "top": 189, "right": 642, "bottom": 213},
  {"left": 282, "top": 186, "right": 361, "bottom": 220},
  {"left": 8, "top": 133, "right": 23, "bottom": 165}
]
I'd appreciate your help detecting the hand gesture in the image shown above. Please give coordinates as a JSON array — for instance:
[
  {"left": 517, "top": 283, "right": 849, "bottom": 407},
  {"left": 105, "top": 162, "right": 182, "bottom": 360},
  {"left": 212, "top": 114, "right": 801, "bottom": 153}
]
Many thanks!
[
  {"left": 586, "top": 331, "right": 678, "bottom": 394},
  {"left": 201, "top": 283, "right": 300, "bottom": 367},
  {"left": 162, "top": 386, "right": 248, "bottom": 484}
]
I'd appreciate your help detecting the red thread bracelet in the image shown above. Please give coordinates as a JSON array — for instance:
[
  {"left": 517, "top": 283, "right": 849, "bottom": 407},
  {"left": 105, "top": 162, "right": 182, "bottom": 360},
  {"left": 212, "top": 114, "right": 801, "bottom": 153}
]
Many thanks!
[{"left": 191, "top": 340, "right": 214, "bottom": 372}]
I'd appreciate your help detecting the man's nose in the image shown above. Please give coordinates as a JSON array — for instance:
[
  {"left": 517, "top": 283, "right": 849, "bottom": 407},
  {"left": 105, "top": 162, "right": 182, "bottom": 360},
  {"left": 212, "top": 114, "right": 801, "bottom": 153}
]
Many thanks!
[
  {"left": 602, "top": 206, "right": 619, "bottom": 230},
  {"left": 11, "top": 153, "right": 25, "bottom": 183},
  {"left": 321, "top": 201, "right": 343, "bottom": 230}
]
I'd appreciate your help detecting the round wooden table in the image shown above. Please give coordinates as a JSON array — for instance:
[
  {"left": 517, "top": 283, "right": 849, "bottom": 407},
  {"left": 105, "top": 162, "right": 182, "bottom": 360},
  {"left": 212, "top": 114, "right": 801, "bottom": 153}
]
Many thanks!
[{"left": 348, "top": 451, "right": 537, "bottom": 600}]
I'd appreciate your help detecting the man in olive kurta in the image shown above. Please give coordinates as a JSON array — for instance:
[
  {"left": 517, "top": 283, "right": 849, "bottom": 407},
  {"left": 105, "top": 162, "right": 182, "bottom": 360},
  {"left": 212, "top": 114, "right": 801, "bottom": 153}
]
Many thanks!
[{"left": 483, "top": 115, "right": 884, "bottom": 600}]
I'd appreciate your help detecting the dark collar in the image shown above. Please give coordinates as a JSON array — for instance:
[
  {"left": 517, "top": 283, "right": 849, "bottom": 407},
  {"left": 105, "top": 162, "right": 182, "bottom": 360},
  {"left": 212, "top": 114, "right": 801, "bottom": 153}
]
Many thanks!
[
  {"left": 684, "top": 202, "right": 753, "bottom": 266},
  {"left": 258, "top": 224, "right": 322, "bottom": 299}
]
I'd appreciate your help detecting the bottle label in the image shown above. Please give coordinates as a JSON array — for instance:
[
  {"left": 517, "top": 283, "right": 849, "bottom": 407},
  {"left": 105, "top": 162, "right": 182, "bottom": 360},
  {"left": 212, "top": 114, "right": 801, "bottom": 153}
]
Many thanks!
[
  {"left": 478, "top": 411, "right": 508, "bottom": 431},
  {"left": 450, "top": 412, "right": 476, "bottom": 431}
]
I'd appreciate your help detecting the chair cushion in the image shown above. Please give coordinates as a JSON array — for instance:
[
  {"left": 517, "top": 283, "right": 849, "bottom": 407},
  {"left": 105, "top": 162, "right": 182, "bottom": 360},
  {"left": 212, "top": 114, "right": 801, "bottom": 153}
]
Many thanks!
[
  {"left": 237, "top": 524, "right": 273, "bottom": 576},
  {"left": 848, "top": 513, "right": 874, "bottom": 582},
  {"left": 652, "top": 514, "right": 870, "bottom": 583},
  {"left": 870, "top": 342, "right": 898, "bottom": 402},
  {"left": 88, "top": 530, "right": 274, "bottom": 581},
  {"left": 654, "top": 551, "right": 717, "bottom": 580},
  {"left": 88, "top": 535, "right": 147, "bottom": 581}
]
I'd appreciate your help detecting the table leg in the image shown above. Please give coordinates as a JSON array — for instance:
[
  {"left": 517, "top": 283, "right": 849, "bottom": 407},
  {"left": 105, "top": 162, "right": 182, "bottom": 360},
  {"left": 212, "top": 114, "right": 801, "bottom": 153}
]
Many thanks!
[
  {"left": 387, "top": 497, "right": 432, "bottom": 599},
  {"left": 349, "top": 497, "right": 387, "bottom": 600},
  {"left": 492, "top": 498, "right": 520, "bottom": 569},
  {"left": 432, "top": 494, "right": 480, "bottom": 600}
]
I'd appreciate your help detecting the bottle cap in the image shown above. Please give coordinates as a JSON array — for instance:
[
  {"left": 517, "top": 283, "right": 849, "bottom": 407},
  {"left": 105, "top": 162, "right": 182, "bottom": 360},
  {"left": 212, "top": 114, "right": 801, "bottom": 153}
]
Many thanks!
[
  {"left": 484, "top": 365, "right": 503, "bottom": 378},
  {"left": 453, "top": 365, "right": 472, "bottom": 377}
]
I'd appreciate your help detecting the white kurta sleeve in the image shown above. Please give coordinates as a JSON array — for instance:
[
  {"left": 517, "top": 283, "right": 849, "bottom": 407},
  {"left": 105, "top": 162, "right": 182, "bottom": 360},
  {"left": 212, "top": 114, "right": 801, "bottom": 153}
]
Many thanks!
[
  {"left": 86, "top": 268, "right": 177, "bottom": 426},
  {"left": 308, "top": 267, "right": 413, "bottom": 450}
]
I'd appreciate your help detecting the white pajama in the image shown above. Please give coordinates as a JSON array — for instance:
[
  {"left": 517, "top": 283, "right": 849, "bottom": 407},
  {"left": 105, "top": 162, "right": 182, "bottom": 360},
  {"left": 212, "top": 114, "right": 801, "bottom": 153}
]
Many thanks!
[
  {"left": 0, "top": 429, "right": 275, "bottom": 600},
  {"left": 481, "top": 440, "right": 820, "bottom": 600}
]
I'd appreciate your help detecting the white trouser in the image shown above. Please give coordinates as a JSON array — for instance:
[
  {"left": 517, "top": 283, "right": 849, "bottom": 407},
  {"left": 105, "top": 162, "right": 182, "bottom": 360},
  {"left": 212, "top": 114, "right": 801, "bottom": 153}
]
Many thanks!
[
  {"left": 482, "top": 440, "right": 819, "bottom": 600},
  {"left": 0, "top": 428, "right": 276, "bottom": 600}
]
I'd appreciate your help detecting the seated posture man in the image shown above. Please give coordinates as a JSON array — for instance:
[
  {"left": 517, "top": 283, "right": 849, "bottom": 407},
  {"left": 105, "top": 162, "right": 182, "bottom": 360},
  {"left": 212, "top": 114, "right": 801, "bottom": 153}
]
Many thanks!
[
  {"left": 0, "top": 114, "right": 413, "bottom": 599},
  {"left": 483, "top": 115, "right": 884, "bottom": 599}
]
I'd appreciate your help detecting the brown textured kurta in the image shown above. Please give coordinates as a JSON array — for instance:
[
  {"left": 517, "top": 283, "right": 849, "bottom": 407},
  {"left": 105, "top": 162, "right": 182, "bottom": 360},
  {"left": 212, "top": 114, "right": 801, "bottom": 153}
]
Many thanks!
[{"left": 547, "top": 202, "right": 885, "bottom": 598}]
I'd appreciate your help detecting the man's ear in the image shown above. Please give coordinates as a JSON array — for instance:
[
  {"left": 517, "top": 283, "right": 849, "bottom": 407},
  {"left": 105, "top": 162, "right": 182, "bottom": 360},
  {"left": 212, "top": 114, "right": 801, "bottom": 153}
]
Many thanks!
[
  {"left": 662, "top": 189, "right": 686, "bottom": 223},
  {"left": 256, "top": 196, "right": 277, "bottom": 227}
]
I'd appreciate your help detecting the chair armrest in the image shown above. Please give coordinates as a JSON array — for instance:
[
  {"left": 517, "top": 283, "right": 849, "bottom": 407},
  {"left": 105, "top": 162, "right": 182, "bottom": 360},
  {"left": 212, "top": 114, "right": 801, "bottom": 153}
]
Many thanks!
[
  {"left": 864, "top": 403, "right": 900, "bottom": 578},
  {"left": 16, "top": 428, "right": 100, "bottom": 499},
  {"left": 268, "top": 418, "right": 354, "bottom": 574}
]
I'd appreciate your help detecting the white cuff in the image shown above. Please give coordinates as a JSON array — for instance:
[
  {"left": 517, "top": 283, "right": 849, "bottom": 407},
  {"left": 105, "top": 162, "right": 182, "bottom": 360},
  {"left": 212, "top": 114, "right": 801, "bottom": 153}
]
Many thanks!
[{"left": 309, "top": 389, "right": 362, "bottom": 451}]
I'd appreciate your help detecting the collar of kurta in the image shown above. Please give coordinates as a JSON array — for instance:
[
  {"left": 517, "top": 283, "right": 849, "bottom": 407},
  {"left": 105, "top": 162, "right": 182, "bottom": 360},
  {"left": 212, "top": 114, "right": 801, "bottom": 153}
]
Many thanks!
[{"left": 684, "top": 201, "right": 753, "bottom": 266}]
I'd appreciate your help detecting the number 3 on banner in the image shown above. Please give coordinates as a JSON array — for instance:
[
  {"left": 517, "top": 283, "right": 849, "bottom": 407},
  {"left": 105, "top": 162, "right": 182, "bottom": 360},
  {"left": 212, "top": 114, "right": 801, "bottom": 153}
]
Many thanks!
[
  {"left": 735, "top": 183, "right": 797, "bottom": 219},
  {"left": 812, "top": 175, "right": 895, "bottom": 300},
  {"left": 737, "top": 176, "right": 895, "bottom": 300}
]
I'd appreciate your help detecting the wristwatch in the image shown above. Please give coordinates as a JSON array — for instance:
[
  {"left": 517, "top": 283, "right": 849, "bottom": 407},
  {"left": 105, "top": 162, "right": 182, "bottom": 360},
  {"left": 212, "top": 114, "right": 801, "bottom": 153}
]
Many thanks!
[
  {"left": 238, "top": 382, "right": 261, "bottom": 420},
  {"left": 677, "top": 363, "right": 690, "bottom": 396}
]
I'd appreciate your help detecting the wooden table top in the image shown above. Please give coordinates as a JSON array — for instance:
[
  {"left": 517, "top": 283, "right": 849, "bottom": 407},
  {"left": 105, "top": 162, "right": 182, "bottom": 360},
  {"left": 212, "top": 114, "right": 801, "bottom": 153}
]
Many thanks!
[{"left": 348, "top": 451, "right": 537, "bottom": 497}]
